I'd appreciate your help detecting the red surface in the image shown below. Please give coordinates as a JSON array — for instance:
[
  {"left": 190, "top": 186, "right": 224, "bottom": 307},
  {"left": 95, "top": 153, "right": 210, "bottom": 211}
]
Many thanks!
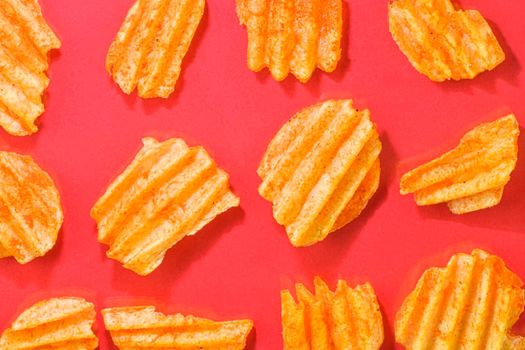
[{"left": 1, "top": 0, "right": 524, "bottom": 348}]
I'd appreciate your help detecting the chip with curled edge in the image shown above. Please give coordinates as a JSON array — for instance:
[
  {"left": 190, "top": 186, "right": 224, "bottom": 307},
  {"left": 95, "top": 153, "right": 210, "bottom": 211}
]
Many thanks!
[
  {"left": 388, "top": 0, "right": 505, "bottom": 82},
  {"left": 400, "top": 114, "right": 520, "bottom": 214}
]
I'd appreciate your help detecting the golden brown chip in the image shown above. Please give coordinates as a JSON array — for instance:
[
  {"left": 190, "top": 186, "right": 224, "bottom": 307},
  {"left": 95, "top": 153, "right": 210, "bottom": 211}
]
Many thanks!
[
  {"left": 400, "top": 115, "right": 520, "bottom": 214},
  {"left": 282, "top": 276, "right": 383, "bottom": 349},
  {"left": 236, "top": 0, "right": 342, "bottom": 83},
  {"left": 0, "top": 151, "right": 63, "bottom": 263},
  {"left": 258, "top": 100, "right": 382, "bottom": 247},
  {"left": 102, "top": 306, "right": 253, "bottom": 349},
  {"left": 0, "top": 297, "right": 98, "bottom": 350},
  {"left": 106, "top": 0, "right": 205, "bottom": 98},
  {"left": 0, "top": 0, "right": 61, "bottom": 136},
  {"left": 388, "top": 0, "right": 505, "bottom": 81},
  {"left": 395, "top": 249, "right": 525, "bottom": 350},
  {"left": 91, "top": 137, "right": 240, "bottom": 275}
]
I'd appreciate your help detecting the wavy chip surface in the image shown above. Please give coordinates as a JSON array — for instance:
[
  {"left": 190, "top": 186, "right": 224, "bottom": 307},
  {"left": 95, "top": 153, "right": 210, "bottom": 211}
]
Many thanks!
[
  {"left": 0, "top": 297, "right": 98, "bottom": 350},
  {"left": 91, "top": 137, "right": 240, "bottom": 275},
  {"left": 0, "top": 151, "right": 63, "bottom": 263},
  {"left": 102, "top": 306, "right": 253, "bottom": 349},
  {"left": 396, "top": 249, "right": 525, "bottom": 350},
  {"left": 258, "top": 100, "right": 382, "bottom": 247},
  {"left": 106, "top": 0, "right": 205, "bottom": 98},
  {"left": 400, "top": 115, "right": 520, "bottom": 214},
  {"left": 388, "top": 0, "right": 505, "bottom": 81},
  {"left": 0, "top": 0, "right": 61, "bottom": 136},
  {"left": 236, "top": 0, "right": 342, "bottom": 82},
  {"left": 282, "top": 276, "right": 383, "bottom": 349}
]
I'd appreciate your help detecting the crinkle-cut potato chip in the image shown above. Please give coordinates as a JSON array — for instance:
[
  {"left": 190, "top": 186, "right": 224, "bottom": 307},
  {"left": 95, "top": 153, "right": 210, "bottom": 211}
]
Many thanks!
[
  {"left": 400, "top": 114, "right": 520, "bottom": 214},
  {"left": 281, "top": 276, "right": 384, "bottom": 350},
  {"left": 258, "top": 100, "right": 382, "bottom": 247},
  {"left": 106, "top": 0, "right": 205, "bottom": 98},
  {"left": 0, "top": 151, "right": 63, "bottom": 264},
  {"left": 388, "top": 0, "right": 505, "bottom": 82},
  {"left": 396, "top": 249, "right": 525, "bottom": 350},
  {"left": 0, "top": 0, "right": 61, "bottom": 136},
  {"left": 236, "top": 0, "right": 342, "bottom": 83},
  {"left": 0, "top": 297, "right": 98, "bottom": 350},
  {"left": 91, "top": 137, "right": 240, "bottom": 275},
  {"left": 102, "top": 306, "right": 254, "bottom": 349}
]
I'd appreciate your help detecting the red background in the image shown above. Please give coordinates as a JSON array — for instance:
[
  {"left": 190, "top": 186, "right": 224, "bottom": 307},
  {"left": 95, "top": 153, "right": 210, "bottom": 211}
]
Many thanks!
[{"left": 1, "top": 0, "right": 524, "bottom": 348}]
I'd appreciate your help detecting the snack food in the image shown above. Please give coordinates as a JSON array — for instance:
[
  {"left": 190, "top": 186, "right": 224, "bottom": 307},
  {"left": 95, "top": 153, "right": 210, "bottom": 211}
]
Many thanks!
[
  {"left": 258, "top": 100, "right": 382, "bottom": 247},
  {"left": 0, "top": 0, "right": 61, "bottom": 135},
  {"left": 400, "top": 115, "right": 520, "bottom": 214},
  {"left": 388, "top": 0, "right": 505, "bottom": 81},
  {"left": 282, "top": 276, "right": 383, "bottom": 349},
  {"left": 102, "top": 306, "right": 254, "bottom": 349},
  {"left": 106, "top": 0, "right": 205, "bottom": 98},
  {"left": 91, "top": 137, "right": 240, "bottom": 275},
  {"left": 0, "top": 297, "right": 98, "bottom": 350},
  {"left": 396, "top": 249, "right": 525, "bottom": 349},
  {"left": 0, "top": 151, "right": 63, "bottom": 263},
  {"left": 236, "top": 0, "right": 342, "bottom": 82}
]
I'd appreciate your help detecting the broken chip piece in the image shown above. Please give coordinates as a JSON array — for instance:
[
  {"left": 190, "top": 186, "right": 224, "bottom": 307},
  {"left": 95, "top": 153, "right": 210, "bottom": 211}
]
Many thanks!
[
  {"left": 236, "top": 0, "right": 343, "bottom": 82},
  {"left": 102, "top": 306, "right": 254, "bottom": 349},
  {"left": 91, "top": 137, "right": 240, "bottom": 275},
  {"left": 0, "top": 151, "right": 63, "bottom": 263},
  {"left": 0, "top": 0, "right": 61, "bottom": 136},
  {"left": 0, "top": 297, "right": 98, "bottom": 350},
  {"left": 258, "top": 100, "right": 382, "bottom": 247},
  {"left": 396, "top": 249, "right": 525, "bottom": 350},
  {"left": 106, "top": 0, "right": 205, "bottom": 98},
  {"left": 388, "top": 0, "right": 505, "bottom": 81},
  {"left": 400, "top": 114, "right": 520, "bottom": 214},
  {"left": 282, "top": 276, "right": 384, "bottom": 349}
]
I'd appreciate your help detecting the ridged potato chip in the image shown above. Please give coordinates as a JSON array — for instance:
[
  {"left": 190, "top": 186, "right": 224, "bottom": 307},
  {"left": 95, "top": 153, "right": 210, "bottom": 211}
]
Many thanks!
[
  {"left": 0, "top": 151, "right": 63, "bottom": 263},
  {"left": 400, "top": 115, "right": 520, "bottom": 214},
  {"left": 0, "top": 297, "right": 98, "bottom": 350},
  {"left": 102, "top": 306, "right": 253, "bottom": 349},
  {"left": 388, "top": 0, "right": 505, "bottom": 81},
  {"left": 282, "top": 276, "right": 384, "bottom": 349},
  {"left": 396, "top": 249, "right": 525, "bottom": 350},
  {"left": 258, "top": 100, "right": 382, "bottom": 247},
  {"left": 106, "top": 0, "right": 205, "bottom": 98},
  {"left": 236, "top": 0, "right": 342, "bottom": 82},
  {"left": 0, "top": 0, "right": 61, "bottom": 136},
  {"left": 91, "top": 137, "right": 240, "bottom": 275}
]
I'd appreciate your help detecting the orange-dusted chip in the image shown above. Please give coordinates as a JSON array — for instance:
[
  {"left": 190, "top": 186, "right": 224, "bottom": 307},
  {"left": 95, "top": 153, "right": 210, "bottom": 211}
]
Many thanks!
[
  {"left": 106, "top": 0, "right": 205, "bottom": 98},
  {"left": 0, "top": 297, "right": 98, "bottom": 350},
  {"left": 102, "top": 306, "right": 253, "bottom": 349},
  {"left": 91, "top": 137, "right": 239, "bottom": 275},
  {"left": 282, "top": 276, "right": 384, "bottom": 349},
  {"left": 0, "top": 0, "right": 61, "bottom": 136},
  {"left": 388, "top": 0, "right": 505, "bottom": 82},
  {"left": 0, "top": 151, "right": 63, "bottom": 263},
  {"left": 236, "top": 0, "right": 342, "bottom": 83},
  {"left": 258, "top": 100, "right": 382, "bottom": 247},
  {"left": 396, "top": 249, "right": 525, "bottom": 349},
  {"left": 400, "top": 115, "right": 520, "bottom": 214}
]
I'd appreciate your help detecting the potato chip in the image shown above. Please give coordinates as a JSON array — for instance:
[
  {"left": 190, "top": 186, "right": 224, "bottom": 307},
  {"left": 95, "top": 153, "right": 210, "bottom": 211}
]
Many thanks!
[
  {"left": 102, "top": 306, "right": 253, "bottom": 349},
  {"left": 0, "top": 297, "right": 98, "bottom": 350},
  {"left": 388, "top": 0, "right": 505, "bottom": 81},
  {"left": 282, "top": 276, "right": 383, "bottom": 349},
  {"left": 258, "top": 100, "right": 382, "bottom": 247},
  {"left": 91, "top": 137, "right": 240, "bottom": 275},
  {"left": 0, "top": 0, "right": 61, "bottom": 136},
  {"left": 236, "top": 0, "right": 342, "bottom": 83},
  {"left": 0, "top": 151, "right": 63, "bottom": 263},
  {"left": 396, "top": 249, "right": 525, "bottom": 350},
  {"left": 400, "top": 115, "right": 520, "bottom": 214},
  {"left": 106, "top": 0, "right": 205, "bottom": 98}
]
